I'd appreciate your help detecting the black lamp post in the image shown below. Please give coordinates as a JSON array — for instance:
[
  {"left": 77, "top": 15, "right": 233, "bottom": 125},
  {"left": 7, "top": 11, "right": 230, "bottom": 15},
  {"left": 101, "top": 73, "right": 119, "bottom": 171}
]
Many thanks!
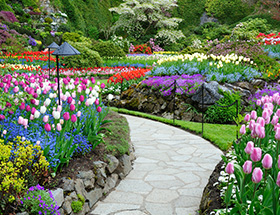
[
  {"left": 47, "top": 42, "right": 59, "bottom": 80},
  {"left": 52, "top": 42, "right": 80, "bottom": 105}
]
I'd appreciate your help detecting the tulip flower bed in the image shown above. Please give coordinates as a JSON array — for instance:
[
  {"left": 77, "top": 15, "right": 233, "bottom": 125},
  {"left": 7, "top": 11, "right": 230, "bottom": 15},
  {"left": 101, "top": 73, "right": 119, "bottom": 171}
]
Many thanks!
[
  {"left": 257, "top": 32, "right": 280, "bottom": 45},
  {"left": 151, "top": 53, "right": 260, "bottom": 83},
  {"left": 213, "top": 93, "right": 280, "bottom": 214},
  {"left": 0, "top": 72, "right": 107, "bottom": 173},
  {"left": 42, "top": 66, "right": 140, "bottom": 78},
  {"left": 104, "top": 68, "right": 150, "bottom": 95},
  {"left": 141, "top": 74, "right": 204, "bottom": 96}
]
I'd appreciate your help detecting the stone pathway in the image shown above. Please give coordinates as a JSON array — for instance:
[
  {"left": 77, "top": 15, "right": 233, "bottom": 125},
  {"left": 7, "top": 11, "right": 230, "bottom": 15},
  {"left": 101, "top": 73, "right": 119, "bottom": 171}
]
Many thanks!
[{"left": 89, "top": 115, "right": 223, "bottom": 215}]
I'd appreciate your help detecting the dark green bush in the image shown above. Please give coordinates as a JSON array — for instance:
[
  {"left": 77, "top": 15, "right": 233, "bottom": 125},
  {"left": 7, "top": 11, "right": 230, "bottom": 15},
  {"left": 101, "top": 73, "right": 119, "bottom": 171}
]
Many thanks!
[
  {"left": 92, "top": 41, "right": 125, "bottom": 58},
  {"left": 163, "top": 42, "right": 184, "bottom": 52},
  {"left": 62, "top": 32, "right": 81, "bottom": 42},
  {"left": 0, "top": 0, "right": 13, "bottom": 11},
  {"left": 61, "top": 41, "right": 103, "bottom": 68},
  {"left": 57, "top": 23, "right": 71, "bottom": 33},
  {"left": 44, "top": 17, "right": 53, "bottom": 24},
  {"left": 44, "top": 24, "right": 52, "bottom": 32},
  {"left": 205, "top": 90, "right": 241, "bottom": 124},
  {"left": 195, "top": 22, "right": 231, "bottom": 40},
  {"left": 87, "top": 26, "right": 99, "bottom": 39}
]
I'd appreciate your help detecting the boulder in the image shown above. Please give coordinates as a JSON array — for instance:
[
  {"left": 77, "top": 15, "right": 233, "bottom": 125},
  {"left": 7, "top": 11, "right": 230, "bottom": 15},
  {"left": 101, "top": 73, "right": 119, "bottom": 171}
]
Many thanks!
[
  {"left": 103, "top": 173, "right": 119, "bottom": 194},
  {"left": 62, "top": 196, "right": 72, "bottom": 214},
  {"left": 51, "top": 188, "right": 64, "bottom": 207},
  {"left": 106, "top": 155, "right": 120, "bottom": 173},
  {"left": 77, "top": 170, "right": 95, "bottom": 180},
  {"left": 200, "top": 12, "right": 219, "bottom": 25},
  {"left": 117, "top": 154, "right": 132, "bottom": 179},
  {"left": 62, "top": 178, "right": 75, "bottom": 192},
  {"left": 74, "top": 179, "right": 87, "bottom": 199},
  {"left": 86, "top": 188, "right": 103, "bottom": 208}
]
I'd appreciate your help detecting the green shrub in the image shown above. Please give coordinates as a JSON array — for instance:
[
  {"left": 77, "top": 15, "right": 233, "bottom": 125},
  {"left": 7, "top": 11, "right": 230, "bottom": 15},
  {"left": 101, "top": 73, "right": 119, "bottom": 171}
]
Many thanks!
[
  {"left": 163, "top": 42, "right": 184, "bottom": 52},
  {"left": 231, "top": 18, "right": 271, "bottom": 40},
  {"left": 57, "top": 23, "right": 71, "bottom": 33},
  {"left": 92, "top": 41, "right": 126, "bottom": 58},
  {"left": 62, "top": 32, "right": 81, "bottom": 42},
  {"left": 180, "top": 46, "right": 206, "bottom": 55},
  {"left": 61, "top": 41, "right": 103, "bottom": 68},
  {"left": 44, "top": 24, "right": 52, "bottom": 33},
  {"left": 71, "top": 201, "right": 83, "bottom": 213},
  {"left": 205, "top": 91, "right": 241, "bottom": 124},
  {"left": 195, "top": 22, "right": 231, "bottom": 40},
  {"left": 205, "top": 0, "right": 253, "bottom": 24},
  {"left": 87, "top": 26, "right": 99, "bottom": 39},
  {"left": 0, "top": 0, "right": 13, "bottom": 11},
  {"left": 44, "top": 17, "right": 53, "bottom": 24}
]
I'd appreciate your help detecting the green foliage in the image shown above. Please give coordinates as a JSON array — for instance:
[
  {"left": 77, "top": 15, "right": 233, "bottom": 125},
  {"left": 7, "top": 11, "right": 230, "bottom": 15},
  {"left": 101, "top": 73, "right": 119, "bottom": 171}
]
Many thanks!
[
  {"left": 21, "top": 0, "right": 38, "bottom": 8},
  {"left": 87, "top": 26, "right": 99, "bottom": 40},
  {"left": 92, "top": 41, "right": 126, "bottom": 58},
  {"left": 77, "top": 193, "right": 85, "bottom": 205},
  {"left": 205, "top": 90, "right": 241, "bottom": 124},
  {"left": 180, "top": 46, "right": 206, "bottom": 55},
  {"left": 0, "top": 137, "right": 49, "bottom": 211},
  {"left": 61, "top": 41, "right": 103, "bottom": 68},
  {"left": 62, "top": 32, "right": 81, "bottom": 42},
  {"left": 0, "top": 0, "right": 13, "bottom": 11},
  {"left": 205, "top": 0, "right": 253, "bottom": 24},
  {"left": 44, "top": 24, "right": 52, "bottom": 33},
  {"left": 12, "top": 3, "right": 24, "bottom": 16},
  {"left": 44, "top": 17, "right": 53, "bottom": 24},
  {"left": 71, "top": 201, "right": 83, "bottom": 213},
  {"left": 231, "top": 18, "right": 271, "bottom": 40},
  {"left": 194, "top": 22, "right": 231, "bottom": 40},
  {"left": 163, "top": 42, "right": 184, "bottom": 52}
]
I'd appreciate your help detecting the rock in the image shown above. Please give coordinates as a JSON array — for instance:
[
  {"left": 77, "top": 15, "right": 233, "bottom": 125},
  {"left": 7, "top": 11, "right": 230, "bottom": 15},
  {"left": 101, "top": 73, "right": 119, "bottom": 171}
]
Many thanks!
[
  {"left": 62, "top": 178, "right": 75, "bottom": 192},
  {"left": 62, "top": 196, "right": 72, "bottom": 214},
  {"left": 192, "top": 81, "right": 230, "bottom": 106},
  {"left": 106, "top": 154, "right": 120, "bottom": 173},
  {"left": 59, "top": 208, "right": 65, "bottom": 215},
  {"left": 93, "top": 161, "right": 106, "bottom": 169},
  {"left": 75, "top": 179, "right": 87, "bottom": 199},
  {"left": 235, "top": 82, "right": 253, "bottom": 91},
  {"left": 224, "top": 83, "right": 251, "bottom": 98},
  {"left": 85, "top": 188, "right": 103, "bottom": 208},
  {"left": 200, "top": 12, "right": 219, "bottom": 25},
  {"left": 69, "top": 191, "right": 78, "bottom": 200},
  {"left": 117, "top": 154, "right": 132, "bottom": 179},
  {"left": 251, "top": 79, "right": 266, "bottom": 88},
  {"left": 51, "top": 188, "right": 64, "bottom": 207},
  {"left": 84, "top": 179, "right": 95, "bottom": 190},
  {"left": 162, "top": 112, "right": 173, "bottom": 120},
  {"left": 77, "top": 170, "right": 95, "bottom": 180},
  {"left": 161, "top": 102, "right": 167, "bottom": 110},
  {"left": 103, "top": 173, "right": 119, "bottom": 194},
  {"left": 96, "top": 168, "right": 107, "bottom": 187}
]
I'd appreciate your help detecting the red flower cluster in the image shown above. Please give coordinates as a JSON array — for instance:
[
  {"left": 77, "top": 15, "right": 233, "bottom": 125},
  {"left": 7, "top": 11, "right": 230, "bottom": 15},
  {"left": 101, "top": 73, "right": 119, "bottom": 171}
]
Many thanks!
[
  {"left": 107, "top": 68, "right": 151, "bottom": 84},
  {"left": 133, "top": 44, "right": 152, "bottom": 54},
  {"left": 256, "top": 32, "right": 280, "bottom": 45},
  {"left": 5, "top": 51, "right": 56, "bottom": 62}
]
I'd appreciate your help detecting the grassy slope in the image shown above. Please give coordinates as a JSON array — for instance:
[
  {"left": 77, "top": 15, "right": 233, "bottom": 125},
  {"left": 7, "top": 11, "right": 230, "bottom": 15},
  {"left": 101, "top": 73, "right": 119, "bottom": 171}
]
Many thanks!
[{"left": 110, "top": 107, "right": 236, "bottom": 151}]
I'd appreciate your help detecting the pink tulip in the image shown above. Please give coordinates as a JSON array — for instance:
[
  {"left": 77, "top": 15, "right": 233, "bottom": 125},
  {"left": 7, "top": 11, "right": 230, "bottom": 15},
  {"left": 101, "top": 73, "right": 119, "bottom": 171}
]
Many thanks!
[
  {"left": 30, "top": 99, "right": 35, "bottom": 105},
  {"left": 70, "top": 104, "right": 75, "bottom": 111},
  {"left": 95, "top": 99, "right": 99, "bottom": 105},
  {"left": 249, "top": 120, "right": 255, "bottom": 131},
  {"left": 262, "top": 109, "right": 269, "bottom": 119},
  {"left": 19, "top": 102, "right": 25, "bottom": 110},
  {"left": 100, "top": 83, "right": 105, "bottom": 89},
  {"left": 240, "top": 124, "right": 246, "bottom": 135},
  {"left": 77, "top": 111, "right": 81, "bottom": 117},
  {"left": 91, "top": 77, "right": 95, "bottom": 84},
  {"left": 13, "top": 86, "right": 19, "bottom": 93},
  {"left": 276, "top": 128, "right": 280, "bottom": 140},
  {"left": 244, "top": 114, "right": 250, "bottom": 122},
  {"left": 35, "top": 99, "right": 39, "bottom": 106},
  {"left": 250, "top": 147, "right": 262, "bottom": 162},
  {"left": 57, "top": 105, "right": 62, "bottom": 112},
  {"left": 243, "top": 160, "right": 252, "bottom": 174},
  {"left": 18, "top": 116, "right": 23, "bottom": 125},
  {"left": 272, "top": 115, "right": 279, "bottom": 125},
  {"left": 43, "top": 115, "right": 49, "bottom": 123},
  {"left": 251, "top": 110, "right": 257, "bottom": 120},
  {"left": 0, "top": 115, "right": 5, "bottom": 121},
  {"left": 97, "top": 106, "right": 102, "bottom": 112},
  {"left": 67, "top": 97, "right": 73, "bottom": 104},
  {"left": 262, "top": 154, "right": 273, "bottom": 169},
  {"left": 277, "top": 172, "right": 280, "bottom": 187},
  {"left": 71, "top": 114, "right": 77, "bottom": 123},
  {"left": 22, "top": 119, "right": 28, "bottom": 126},
  {"left": 226, "top": 162, "right": 234, "bottom": 174},
  {"left": 85, "top": 100, "right": 89, "bottom": 106},
  {"left": 245, "top": 141, "right": 254, "bottom": 154},
  {"left": 79, "top": 95, "right": 85, "bottom": 102},
  {"left": 44, "top": 123, "right": 51, "bottom": 132},
  {"left": 276, "top": 109, "right": 280, "bottom": 118},
  {"left": 31, "top": 107, "right": 36, "bottom": 115},
  {"left": 30, "top": 114, "right": 34, "bottom": 120},
  {"left": 252, "top": 167, "right": 263, "bottom": 183},
  {"left": 257, "top": 117, "right": 265, "bottom": 127},
  {"left": 56, "top": 123, "right": 62, "bottom": 131},
  {"left": 62, "top": 95, "right": 67, "bottom": 101},
  {"left": 63, "top": 112, "right": 70, "bottom": 121}
]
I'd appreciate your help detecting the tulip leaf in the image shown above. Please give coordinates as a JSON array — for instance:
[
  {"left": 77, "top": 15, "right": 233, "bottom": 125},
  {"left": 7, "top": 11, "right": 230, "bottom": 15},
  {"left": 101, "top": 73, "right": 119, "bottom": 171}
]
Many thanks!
[{"left": 225, "top": 182, "right": 234, "bottom": 204}]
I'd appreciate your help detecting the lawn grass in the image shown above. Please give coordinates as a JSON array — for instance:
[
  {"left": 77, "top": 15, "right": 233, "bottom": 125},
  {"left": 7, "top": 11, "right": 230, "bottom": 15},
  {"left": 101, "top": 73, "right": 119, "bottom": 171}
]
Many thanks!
[{"left": 110, "top": 107, "right": 236, "bottom": 151}]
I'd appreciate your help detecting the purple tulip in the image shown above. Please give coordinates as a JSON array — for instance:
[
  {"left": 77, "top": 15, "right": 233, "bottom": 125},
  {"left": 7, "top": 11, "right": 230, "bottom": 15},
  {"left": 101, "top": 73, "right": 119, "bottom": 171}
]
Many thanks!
[
  {"left": 31, "top": 107, "right": 36, "bottom": 115},
  {"left": 250, "top": 147, "right": 262, "bottom": 162},
  {"left": 19, "top": 102, "right": 25, "bottom": 110},
  {"left": 91, "top": 77, "right": 95, "bottom": 84},
  {"left": 63, "top": 112, "right": 70, "bottom": 121},
  {"left": 244, "top": 141, "right": 254, "bottom": 155},
  {"left": 95, "top": 99, "right": 99, "bottom": 105},
  {"left": 26, "top": 105, "right": 31, "bottom": 112},
  {"left": 71, "top": 114, "right": 77, "bottom": 123},
  {"left": 44, "top": 123, "right": 51, "bottom": 132},
  {"left": 240, "top": 124, "right": 246, "bottom": 135},
  {"left": 276, "top": 128, "right": 280, "bottom": 140},
  {"left": 243, "top": 160, "right": 252, "bottom": 174},
  {"left": 100, "top": 83, "right": 105, "bottom": 89},
  {"left": 97, "top": 106, "right": 102, "bottom": 112},
  {"left": 252, "top": 167, "right": 263, "bottom": 183},
  {"left": 262, "top": 154, "right": 273, "bottom": 169},
  {"left": 226, "top": 162, "right": 234, "bottom": 175}
]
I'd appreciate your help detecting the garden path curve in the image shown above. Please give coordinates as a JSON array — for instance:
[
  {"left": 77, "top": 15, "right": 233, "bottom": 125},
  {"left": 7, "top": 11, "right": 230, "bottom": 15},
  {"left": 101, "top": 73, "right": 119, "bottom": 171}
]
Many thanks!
[{"left": 89, "top": 115, "right": 223, "bottom": 215}]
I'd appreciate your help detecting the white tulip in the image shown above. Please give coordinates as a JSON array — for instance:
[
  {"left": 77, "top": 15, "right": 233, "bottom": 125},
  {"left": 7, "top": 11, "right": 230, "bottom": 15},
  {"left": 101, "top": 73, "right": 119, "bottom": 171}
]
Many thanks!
[
  {"left": 34, "top": 110, "right": 40, "bottom": 118},
  {"left": 40, "top": 105, "right": 47, "bottom": 114}
]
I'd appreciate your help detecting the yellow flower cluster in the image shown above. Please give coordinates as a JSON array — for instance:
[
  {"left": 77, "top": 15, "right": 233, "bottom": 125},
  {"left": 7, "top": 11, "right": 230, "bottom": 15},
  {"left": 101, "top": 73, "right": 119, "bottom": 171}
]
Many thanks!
[
  {"left": 154, "top": 51, "right": 180, "bottom": 55},
  {"left": 0, "top": 137, "right": 49, "bottom": 203},
  {"left": 0, "top": 63, "right": 41, "bottom": 70},
  {"left": 157, "top": 53, "right": 255, "bottom": 68}
]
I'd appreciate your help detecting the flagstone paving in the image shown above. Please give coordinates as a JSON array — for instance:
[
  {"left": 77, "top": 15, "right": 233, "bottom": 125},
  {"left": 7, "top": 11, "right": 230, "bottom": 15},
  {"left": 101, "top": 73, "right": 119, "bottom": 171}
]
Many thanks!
[{"left": 89, "top": 115, "right": 223, "bottom": 215}]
